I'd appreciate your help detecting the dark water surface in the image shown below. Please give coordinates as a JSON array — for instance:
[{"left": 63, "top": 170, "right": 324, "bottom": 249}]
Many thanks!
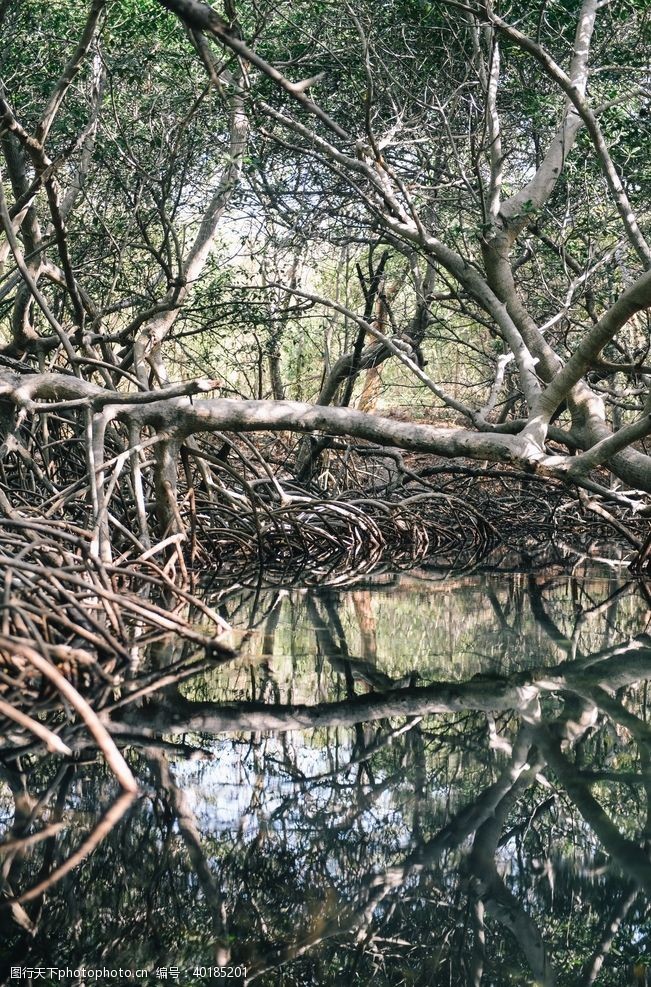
[{"left": 2, "top": 569, "right": 651, "bottom": 986}]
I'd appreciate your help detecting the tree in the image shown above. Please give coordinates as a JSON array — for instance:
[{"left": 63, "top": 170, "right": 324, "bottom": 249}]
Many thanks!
[{"left": 0, "top": 0, "right": 649, "bottom": 564}]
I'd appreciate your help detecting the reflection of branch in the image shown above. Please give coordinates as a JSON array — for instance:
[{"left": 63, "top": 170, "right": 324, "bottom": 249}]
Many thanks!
[
  {"left": 113, "top": 673, "right": 544, "bottom": 735},
  {"left": 246, "top": 727, "right": 538, "bottom": 982},
  {"left": 114, "top": 636, "right": 651, "bottom": 737},
  {"left": 291, "top": 717, "right": 424, "bottom": 785},
  {"left": 535, "top": 725, "right": 651, "bottom": 892},
  {"left": 0, "top": 791, "right": 134, "bottom": 908}
]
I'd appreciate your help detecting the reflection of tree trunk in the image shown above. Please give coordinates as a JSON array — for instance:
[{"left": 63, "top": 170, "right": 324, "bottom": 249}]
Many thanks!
[
  {"left": 262, "top": 600, "right": 282, "bottom": 657},
  {"left": 469, "top": 756, "right": 557, "bottom": 987},
  {"left": 307, "top": 596, "right": 346, "bottom": 661},
  {"left": 0, "top": 764, "right": 36, "bottom": 838},
  {"left": 579, "top": 885, "right": 637, "bottom": 987},
  {"left": 150, "top": 753, "right": 231, "bottom": 965},
  {"left": 352, "top": 591, "right": 377, "bottom": 664},
  {"left": 3, "top": 791, "right": 134, "bottom": 916},
  {"left": 0, "top": 763, "right": 42, "bottom": 935},
  {"left": 307, "top": 594, "right": 409, "bottom": 693},
  {"left": 527, "top": 575, "right": 572, "bottom": 648},
  {"left": 468, "top": 898, "right": 485, "bottom": 987}
]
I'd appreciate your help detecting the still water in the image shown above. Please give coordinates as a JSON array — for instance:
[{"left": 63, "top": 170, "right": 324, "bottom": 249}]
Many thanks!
[{"left": 1, "top": 569, "right": 651, "bottom": 986}]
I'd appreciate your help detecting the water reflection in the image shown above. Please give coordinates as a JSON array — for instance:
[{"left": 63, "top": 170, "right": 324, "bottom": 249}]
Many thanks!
[{"left": 1, "top": 570, "right": 651, "bottom": 986}]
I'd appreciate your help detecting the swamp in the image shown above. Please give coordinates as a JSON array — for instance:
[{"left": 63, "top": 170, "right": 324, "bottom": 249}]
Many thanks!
[{"left": 0, "top": 0, "right": 650, "bottom": 984}]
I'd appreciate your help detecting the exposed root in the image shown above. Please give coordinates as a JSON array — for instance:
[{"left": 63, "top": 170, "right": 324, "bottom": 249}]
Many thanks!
[{"left": 0, "top": 518, "right": 234, "bottom": 785}]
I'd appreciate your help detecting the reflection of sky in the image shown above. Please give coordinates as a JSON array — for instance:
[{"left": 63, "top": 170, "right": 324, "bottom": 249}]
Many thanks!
[{"left": 172, "top": 735, "right": 414, "bottom": 854}]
